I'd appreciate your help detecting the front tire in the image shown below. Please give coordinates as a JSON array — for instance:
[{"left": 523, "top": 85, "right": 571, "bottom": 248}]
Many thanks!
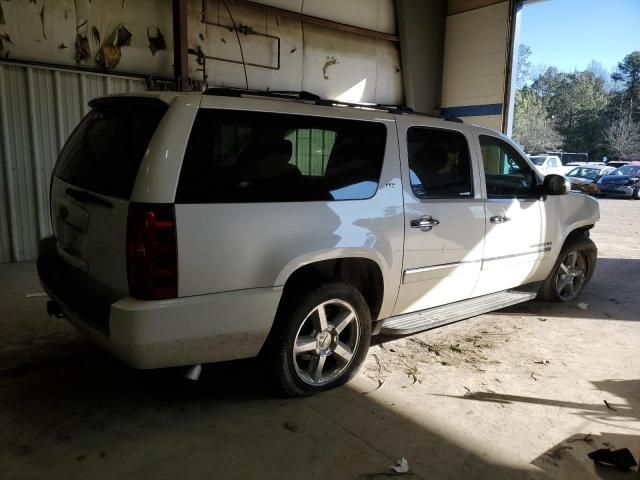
[
  {"left": 539, "top": 233, "right": 597, "bottom": 302},
  {"left": 632, "top": 187, "right": 640, "bottom": 200},
  {"left": 267, "top": 282, "right": 371, "bottom": 397}
]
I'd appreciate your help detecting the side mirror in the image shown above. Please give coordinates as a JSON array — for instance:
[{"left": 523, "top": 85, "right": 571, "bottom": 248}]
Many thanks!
[{"left": 543, "top": 174, "right": 571, "bottom": 196}]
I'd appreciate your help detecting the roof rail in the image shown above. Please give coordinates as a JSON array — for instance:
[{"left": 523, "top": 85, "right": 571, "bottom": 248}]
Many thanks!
[{"left": 202, "top": 87, "right": 463, "bottom": 122}]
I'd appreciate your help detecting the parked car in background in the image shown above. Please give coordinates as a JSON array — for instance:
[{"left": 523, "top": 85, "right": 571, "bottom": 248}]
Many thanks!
[
  {"left": 529, "top": 155, "right": 564, "bottom": 176},
  {"left": 604, "top": 160, "right": 630, "bottom": 169},
  {"left": 562, "top": 161, "right": 605, "bottom": 174},
  {"left": 596, "top": 162, "right": 640, "bottom": 199},
  {"left": 565, "top": 165, "right": 615, "bottom": 194}
]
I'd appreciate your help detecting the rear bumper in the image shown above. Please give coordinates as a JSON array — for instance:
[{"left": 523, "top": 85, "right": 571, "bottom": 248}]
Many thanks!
[
  {"left": 38, "top": 236, "right": 282, "bottom": 369},
  {"left": 598, "top": 185, "right": 634, "bottom": 197}
]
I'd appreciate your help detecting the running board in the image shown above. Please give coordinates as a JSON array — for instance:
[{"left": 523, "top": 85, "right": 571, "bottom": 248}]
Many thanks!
[{"left": 380, "top": 289, "right": 537, "bottom": 335}]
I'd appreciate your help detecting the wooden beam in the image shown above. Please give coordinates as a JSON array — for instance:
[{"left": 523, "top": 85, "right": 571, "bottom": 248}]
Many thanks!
[
  {"left": 172, "top": 0, "right": 190, "bottom": 91},
  {"left": 226, "top": 0, "right": 399, "bottom": 43}
]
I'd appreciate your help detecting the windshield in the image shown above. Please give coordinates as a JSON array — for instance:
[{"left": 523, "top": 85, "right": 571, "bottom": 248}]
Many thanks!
[
  {"left": 567, "top": 167, "right": 601, "bottom": 180},
  {"left": 529, "top": 156, "right": 546, "bottom": 165},
  {"left": 612, "top": 165, "right": 640, "bottom": 176}
]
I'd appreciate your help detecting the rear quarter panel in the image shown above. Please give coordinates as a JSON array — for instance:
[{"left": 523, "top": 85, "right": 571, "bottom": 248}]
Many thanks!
[{"left": 174, "top": 99, "right": 405, "bottom": 320}]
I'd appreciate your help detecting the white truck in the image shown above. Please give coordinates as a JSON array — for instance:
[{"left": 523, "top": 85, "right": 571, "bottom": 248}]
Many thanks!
[{"left": 38, "top": 89, "right": 599, "bottom": 396}]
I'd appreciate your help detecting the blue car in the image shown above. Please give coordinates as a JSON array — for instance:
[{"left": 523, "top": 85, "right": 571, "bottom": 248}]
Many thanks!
[{"left": 596, "top": 164, "right": 640, "bottom": 199}]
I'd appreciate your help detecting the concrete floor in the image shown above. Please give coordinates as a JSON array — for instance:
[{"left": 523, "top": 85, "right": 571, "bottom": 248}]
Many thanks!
[{"left": 1, "top": 199, "right": 638, "bottom": 480}]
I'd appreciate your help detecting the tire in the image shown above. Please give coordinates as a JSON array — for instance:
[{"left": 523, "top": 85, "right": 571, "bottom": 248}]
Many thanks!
[
  {"left": 266, "top": 282, "right": 372, "bottom": 397},
  {"left": 633, "top": 188, "right": 640, "bottom": 200},
  {"left": 539, "top": 233, "right": 597, "bottom": 302}
]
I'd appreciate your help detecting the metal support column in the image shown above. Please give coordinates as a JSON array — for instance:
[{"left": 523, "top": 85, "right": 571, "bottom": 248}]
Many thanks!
[{"left": 172, "top": 0, "right": 190, "bottom": 91}]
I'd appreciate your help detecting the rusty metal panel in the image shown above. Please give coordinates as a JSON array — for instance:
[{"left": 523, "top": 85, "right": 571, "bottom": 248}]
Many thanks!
[{"left": 0, "top": 62, "right": 146, "bottom": 263}]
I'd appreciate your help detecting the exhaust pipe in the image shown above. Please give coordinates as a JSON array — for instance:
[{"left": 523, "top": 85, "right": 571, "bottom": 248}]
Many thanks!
[{"left": 184, "top": 364, "right": 202, "bottom": 382}]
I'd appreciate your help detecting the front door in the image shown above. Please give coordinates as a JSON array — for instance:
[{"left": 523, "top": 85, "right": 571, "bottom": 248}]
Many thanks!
[
  {"left": 473, "top": 134, "right": 554, "bottom": 296},
  {"left": 393, "top": 120, "right": 486, "bottom": 315}
]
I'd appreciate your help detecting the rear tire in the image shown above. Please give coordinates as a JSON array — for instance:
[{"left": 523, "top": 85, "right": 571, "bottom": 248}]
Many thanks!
[
  {"left": 266, "top": 282, "right": 371, "bottom": 397},
  {"left": 539, "top": 233, "right": 597, "bottom": 302},
  {"left": 633, "top": 188, "right": 640, "bottom": 200}
]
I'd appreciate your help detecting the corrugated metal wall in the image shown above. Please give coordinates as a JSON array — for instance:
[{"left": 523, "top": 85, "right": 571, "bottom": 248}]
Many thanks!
[{"left": 0, "top": 62, "right": 146, "bottom": 263}]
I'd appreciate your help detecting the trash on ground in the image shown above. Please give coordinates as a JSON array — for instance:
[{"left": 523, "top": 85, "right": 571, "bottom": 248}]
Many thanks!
[
  {"left": 577, "top": 302, "right": 588, "bottom": 310},
  {"left": 588, "top": 448, "right": 638, "bottom": 472},
  {"left": 390, "top": 457, "right": 410, "bottom": 474},
  {"left": 603, "top": 400, "right": 618, "bottom": 411},
  {"left": 534, "top": 360, "right": 550, "bottom": 365}
]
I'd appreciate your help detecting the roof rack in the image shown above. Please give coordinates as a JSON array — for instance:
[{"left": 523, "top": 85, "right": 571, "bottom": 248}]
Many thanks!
[{"left": 202, "top": 87, "right": 463, "bottom": 123}]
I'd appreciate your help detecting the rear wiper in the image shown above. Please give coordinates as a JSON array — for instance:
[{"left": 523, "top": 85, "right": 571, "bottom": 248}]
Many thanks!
[{"left": 65, "top": 187, "right": 114, "bottom": 208}]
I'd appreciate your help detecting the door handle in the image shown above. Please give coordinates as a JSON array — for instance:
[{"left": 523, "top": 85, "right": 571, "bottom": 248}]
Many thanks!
[
  {"left": 490, "top": 215, "right": 511, "bottom": 224},
  {"left": 410, "top": 215, "right": 440, "bottom": 232}
]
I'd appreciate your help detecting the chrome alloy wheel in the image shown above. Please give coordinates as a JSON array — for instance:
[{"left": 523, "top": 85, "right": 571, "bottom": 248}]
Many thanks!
[
  {"left": 292, "top": 299, "right": 360, "bottom": 386},
  {"left": 555, "top": 250, "right": 587, "bottom": 301}
]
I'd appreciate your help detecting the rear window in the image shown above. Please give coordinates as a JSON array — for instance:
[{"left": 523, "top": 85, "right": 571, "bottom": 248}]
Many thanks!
[
  {"left": 54, "top": 98, "right": 167, "bottom": 199},
  {"left": 175, "top": 109, "right": 387, "bottom": 203}
]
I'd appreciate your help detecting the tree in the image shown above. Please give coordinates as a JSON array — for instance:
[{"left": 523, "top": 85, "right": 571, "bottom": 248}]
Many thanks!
[
  {"left": 512, "top": 88, "right": 563, "bottom": 153},
  {"left": 611, "top": 51, "right": 640, "bottom": 120},
  {"left": 604, "top": 118, "right": 640, "bottom": 160},
  {"left": 516, "top": 44, "right": 532, "bottom": 90},
  {"left": 531, "top": 69, "right": 608, "bottom": 158}
]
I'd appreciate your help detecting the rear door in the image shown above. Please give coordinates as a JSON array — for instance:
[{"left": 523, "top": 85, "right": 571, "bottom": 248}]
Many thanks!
[
  {"left": 472, "top": 134, "right": 555, "bottom": 296},
  {"left": 51, "top": 97, "right": 168, "bottom": 296},
  {"left": 393, "top": 118, "right": 485, "bottom": 315}
]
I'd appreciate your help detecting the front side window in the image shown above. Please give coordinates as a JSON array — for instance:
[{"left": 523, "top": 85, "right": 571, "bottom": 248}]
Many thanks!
[
  {"left": 568, "top": 167, "right": 599, "bottom": 180},
  {"left": 176, "top": 110, "right": 386, "bottom": 203},
  {"left": 480, "top": 135, "right": 539, "bottom": 198},
  {"left": 407, "top": 127, "right": 473, "bottom": 198}
]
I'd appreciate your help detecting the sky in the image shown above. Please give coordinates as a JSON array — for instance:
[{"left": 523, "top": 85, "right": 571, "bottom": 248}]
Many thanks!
[{"left": 519, "top": 0, "right": 640, "bottom": 73}]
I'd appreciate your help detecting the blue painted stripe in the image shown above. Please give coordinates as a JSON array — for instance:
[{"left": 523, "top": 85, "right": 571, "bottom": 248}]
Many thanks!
[{"left": 441, "top": 103, "right": 503, "bottom": 117}]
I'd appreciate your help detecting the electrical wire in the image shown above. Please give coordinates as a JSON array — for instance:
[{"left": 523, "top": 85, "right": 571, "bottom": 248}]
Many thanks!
[{"left": 221, "top": 0, "right": 249, "bottom": 90}]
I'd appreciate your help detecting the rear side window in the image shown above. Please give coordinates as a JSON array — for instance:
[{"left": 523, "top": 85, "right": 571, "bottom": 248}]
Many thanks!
[
  {"left": 176, "top": 109, "right": 387, "bottom": 203},
  {"left": 407, "top": 127, "right": 473, "bottom": 198},
  {"left": 54, "top": 99, "right": 167, "bottom": 199}
]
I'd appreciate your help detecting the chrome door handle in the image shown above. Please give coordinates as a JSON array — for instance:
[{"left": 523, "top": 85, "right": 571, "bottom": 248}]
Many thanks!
[
  {"left": 410, "top": 215, "right": 440, "bottom": 232},
  {"left": 490, "top": 215, "right": 510, "bottom": 224}
]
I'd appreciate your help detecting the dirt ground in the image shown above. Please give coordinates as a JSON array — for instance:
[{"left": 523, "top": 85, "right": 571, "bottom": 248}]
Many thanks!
[{"left": 1, "top": 198, "right": 638, "bottom": 479}]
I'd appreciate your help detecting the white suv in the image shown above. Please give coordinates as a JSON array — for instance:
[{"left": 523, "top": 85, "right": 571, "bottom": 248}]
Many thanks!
[{"left": 38, "top": 89, "right": 599, "bottom": 396}]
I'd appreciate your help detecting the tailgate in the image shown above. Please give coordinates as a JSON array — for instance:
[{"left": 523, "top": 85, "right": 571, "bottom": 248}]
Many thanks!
[{"left": 49, "top": 97, "right": 168, "bottom": 297}]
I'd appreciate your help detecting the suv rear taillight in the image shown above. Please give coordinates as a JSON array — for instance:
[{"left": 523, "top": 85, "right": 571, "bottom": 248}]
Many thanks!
[{"left": 126, "top": 203, "right": 178, "bottom": 300}]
